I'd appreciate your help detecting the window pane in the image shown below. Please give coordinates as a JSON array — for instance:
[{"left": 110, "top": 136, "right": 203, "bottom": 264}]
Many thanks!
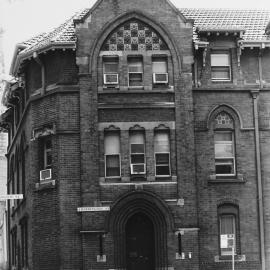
[
  {"left": 129, "top": 73, "right": 143, "bottom": 86},
  {"left": 104, "top": 133, "right": 120, "bottom": 154},
  {"left": 211, "top": 54, "right": 230, "bottom": 66},
  {"left": 156, "top": 153, "right": 169, "bottom": 165},
  {"left": 156, "top": 165, "right": 170, "bottom": 176},
  {"left": 130, "top": 132, "right": 144, "bottom": 144},
  {"left": 104, "top": 62, "right": 118, "bottom": 73},
  {"left": 154, "top": 132, "right": 169, "bottom": 152},
  {"left": 131, "top": 154, "right": 144, "bottom": 164},
  {"left": 128, "top": 58, "right": 143, "bottom": 72},
  {"left": 46, "top": 152, "right": 52, "bottom": 168},
  {"left": 215, "top": 144, "right": 233, "bottom": 158},
  {"left": 45, "top": 140, "right": 52, "bottom": 150},
  {"left": 106, "top": 155, "right": 120, "bottom": 177},
  {"left": 152, "top": 61, "right": 167, "bottom": 73},
  {"left": 215, "top": 159, "right": 234, "bottom": 174},
  {"left": 215, "top": 132, "right": 232, "bottom": 141},
  {"left": 131, "top": 144, "right": 144, "bottom": 154},
  {"left": 220, "top": 215, "right": 235, "bottom": 234}
]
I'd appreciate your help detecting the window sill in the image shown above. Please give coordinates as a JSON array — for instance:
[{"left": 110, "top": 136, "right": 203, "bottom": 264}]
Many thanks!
[
  {"left": 208, "top": 174, "right": 245, "bottom": 183},
  {"left": 35, "top": 179, "right": 56, "bottom": 191},
  {"left": 214, "top": 254, "right": 246, "bottom": 262},
  {"left": 99, "top": 88, "right": 174, "bottom": 93}
]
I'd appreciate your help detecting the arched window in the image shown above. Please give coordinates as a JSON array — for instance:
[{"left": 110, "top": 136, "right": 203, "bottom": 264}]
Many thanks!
[
  {"left": 218, "top": 203, "right": 240, "bottom": 255},
  {"left": 214, "top": 112, "right": 235, "bottom": 176}
]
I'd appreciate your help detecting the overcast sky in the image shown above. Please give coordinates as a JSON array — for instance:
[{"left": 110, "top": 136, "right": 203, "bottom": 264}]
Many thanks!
[{"left": 1, "top": 0, "right": 270, "bottom": 74}]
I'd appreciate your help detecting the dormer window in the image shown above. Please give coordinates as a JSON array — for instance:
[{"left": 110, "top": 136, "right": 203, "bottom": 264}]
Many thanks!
[
  {"left": 103, "top": 57, "right": 119, "bottom": 86},
  {"left": 211, "top": 51, "right": 231, "bottom": 81}
]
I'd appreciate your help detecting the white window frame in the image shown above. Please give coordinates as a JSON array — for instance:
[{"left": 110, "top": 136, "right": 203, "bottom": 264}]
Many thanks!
[
  {"left": 104, "top": 133, "right": 121, "bottom": 178},
  {"left": 214, "top": 131, "right": 236, "bottom": 176},
  {"left": 219, "top": 214, "right": 236, "bottom": 256},
  {"left": 211, "top": 52, "right": 231, "bottom": 82}
]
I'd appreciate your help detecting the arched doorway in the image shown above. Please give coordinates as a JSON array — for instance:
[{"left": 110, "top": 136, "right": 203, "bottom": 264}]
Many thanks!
[{"left": 126, "top": 213, "right": 155, "bottom": 270}]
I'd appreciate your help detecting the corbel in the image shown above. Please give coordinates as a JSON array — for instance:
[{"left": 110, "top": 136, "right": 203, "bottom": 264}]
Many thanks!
[
  {"left": 33, "top": 52, "right": 46, "bottom": 94},
  {"left": 203, "top": 47, "right": 208, "bottom": 67},
  {"left": 237, "top": 45, "right": 242, "bottom": 67}
]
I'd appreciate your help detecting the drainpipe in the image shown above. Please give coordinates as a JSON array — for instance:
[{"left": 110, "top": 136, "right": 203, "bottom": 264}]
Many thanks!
[
  {"left": 251, "top": 88, "right": 265, "bottom": 270},
  {"left": 33, "top": 52, "right": 46, "bottom": 94}
]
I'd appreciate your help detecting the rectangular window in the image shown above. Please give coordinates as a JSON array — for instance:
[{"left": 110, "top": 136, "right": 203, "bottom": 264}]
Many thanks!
[
  {"left": 128, "top": 57, "right": 143, "bottom": 87},
  {"left": 103, "top": 57, "right": 119, "bottom": 85},
  {"left": 152, "top": 57, "right": 168, "bottom": 84},
  {"left": 21, "top": 220, "right": 28, "bottom": 267},
  {"left": 11, "top": 228, "right": 17, "bottom": 266},
  {"left": 214, "top": 131, "right": 235, "bottom": 176},
  {"left": 44, "top": 139, "right": 52, "bottom": 169},
  {"left": 154, "top": 131, "right": 170, "bottom": 176},
  {"left": 211, "top": 52, "right": 231, "bottom": 81},
  {"left": 104, "top": 132, "right": 120, "bottom": 177},
  {"left": 130, "top": 131, "right": 145, "bottom": 174},
  {"left": 220, "top": 214, "right": 236, "bottom": 255}
]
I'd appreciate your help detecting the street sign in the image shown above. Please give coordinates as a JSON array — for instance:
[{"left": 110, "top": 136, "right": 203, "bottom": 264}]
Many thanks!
[
  {"left": 0, "top": 194, "right": 23, "bottom": 200},
  {"left": 77, "top": 206, "right": 110, "bottom": 212}
]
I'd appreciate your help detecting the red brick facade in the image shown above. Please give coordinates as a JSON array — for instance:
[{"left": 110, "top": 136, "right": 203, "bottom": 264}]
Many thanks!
[{"left": 1, "top": 1, "right": 270, "bottom": 270}]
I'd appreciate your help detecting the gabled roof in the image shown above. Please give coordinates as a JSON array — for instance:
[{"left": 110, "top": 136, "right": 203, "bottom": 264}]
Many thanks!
[
  {"left": 10, "top": 8, "right": 270, "bottom": 74},
  {"left": 180, "top": 9, "right": 270, "bottom": 41}
]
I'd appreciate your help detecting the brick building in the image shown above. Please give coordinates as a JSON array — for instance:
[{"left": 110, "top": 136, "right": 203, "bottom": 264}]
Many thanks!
[{"left": 0, "top": 1, "right": 270, "bottom": 269}]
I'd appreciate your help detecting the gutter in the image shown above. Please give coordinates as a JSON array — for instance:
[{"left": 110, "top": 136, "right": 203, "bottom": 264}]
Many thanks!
[{"left": 251, "top": 89, "right": 265, "bottom": 270}]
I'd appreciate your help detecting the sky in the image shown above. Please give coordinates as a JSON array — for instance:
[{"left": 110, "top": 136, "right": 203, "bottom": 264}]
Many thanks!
[{"left": 1, "top": 0, "right": 270, "bottom": 75}]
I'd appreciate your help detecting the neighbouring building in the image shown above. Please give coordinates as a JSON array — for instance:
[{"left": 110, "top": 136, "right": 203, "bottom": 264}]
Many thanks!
[
  {"left": 0, "top": 1, "right": 270, "bottom": 270},
  {"left": 0, "top": 23, "right": 9, "bottom": 270}
]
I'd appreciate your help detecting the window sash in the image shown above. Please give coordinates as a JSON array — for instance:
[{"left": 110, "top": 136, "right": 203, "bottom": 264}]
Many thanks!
[
  {"left": 211, "top": 54, "right": 230, "bottom": 66},
  {"left": 105, "top": 154, "right": 120, "bottom": 177},
  {"left": 155, "top": 153, "right": 170, "bottom": 176},
  {"left": 152, "top": 61, "right": 167, "bottom": 73},
  {"left": 104, "top": 133, "right": 120, "bottom": 155}
]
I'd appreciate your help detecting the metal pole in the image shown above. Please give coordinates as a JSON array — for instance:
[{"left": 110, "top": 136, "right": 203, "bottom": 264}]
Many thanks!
[{"left": 232, "top": 246, "right": 234, "bottom": 270}]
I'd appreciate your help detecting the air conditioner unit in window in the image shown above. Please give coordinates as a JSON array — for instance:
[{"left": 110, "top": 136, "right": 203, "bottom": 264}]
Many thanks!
[
  {"left": 40, "top": 168, "right": 52, "bottom": 181},
  {"left": 130, "top": 164, "right": 146, "bottom": 174},
  {"left": 153, "top": 73, "right": 168, "bottom": 84},
  {"left": 104, "top": 73, "right": 119, "bottom": 84}
]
